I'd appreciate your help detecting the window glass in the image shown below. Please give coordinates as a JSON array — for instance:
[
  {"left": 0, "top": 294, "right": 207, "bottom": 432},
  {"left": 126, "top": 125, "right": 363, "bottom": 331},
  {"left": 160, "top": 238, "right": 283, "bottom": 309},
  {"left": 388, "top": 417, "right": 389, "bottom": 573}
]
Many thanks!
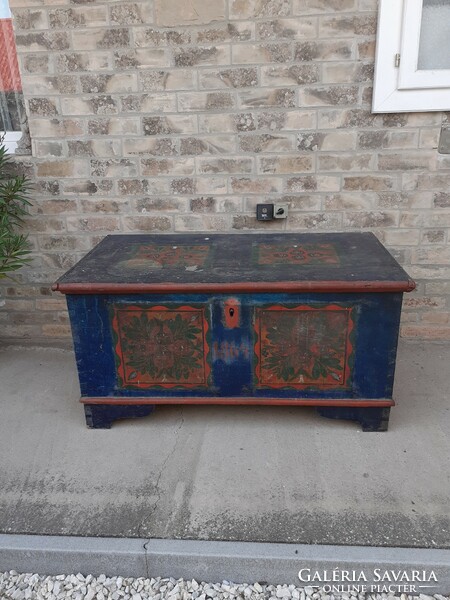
[{"left": 417, "top": 0, "right": 450, "bottom": 70}]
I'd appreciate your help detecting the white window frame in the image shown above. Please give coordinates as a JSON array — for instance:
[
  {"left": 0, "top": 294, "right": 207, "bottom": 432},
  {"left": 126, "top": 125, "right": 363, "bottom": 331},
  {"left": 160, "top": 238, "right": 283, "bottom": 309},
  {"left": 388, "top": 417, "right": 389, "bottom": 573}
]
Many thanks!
[
  {"left": 2, "top": 131, "right": 22, "bottom": 153},
  {"left": 372, "top": 0, "right": 450, "bottom": 113}
]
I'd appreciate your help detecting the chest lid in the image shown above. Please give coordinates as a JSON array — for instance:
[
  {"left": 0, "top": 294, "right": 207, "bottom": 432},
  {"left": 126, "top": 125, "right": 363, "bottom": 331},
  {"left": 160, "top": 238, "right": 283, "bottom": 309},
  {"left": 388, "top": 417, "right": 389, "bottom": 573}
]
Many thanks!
[{"left": 52, "top": 232, "right": 416, "bottom": 294}]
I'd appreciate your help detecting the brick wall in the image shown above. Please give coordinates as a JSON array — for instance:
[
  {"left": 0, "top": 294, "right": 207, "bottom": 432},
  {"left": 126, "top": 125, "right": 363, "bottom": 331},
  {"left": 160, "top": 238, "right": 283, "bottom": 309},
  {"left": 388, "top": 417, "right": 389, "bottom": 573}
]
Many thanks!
[{"left": 1, "top": 0, "right": 450, "bottom": 345}]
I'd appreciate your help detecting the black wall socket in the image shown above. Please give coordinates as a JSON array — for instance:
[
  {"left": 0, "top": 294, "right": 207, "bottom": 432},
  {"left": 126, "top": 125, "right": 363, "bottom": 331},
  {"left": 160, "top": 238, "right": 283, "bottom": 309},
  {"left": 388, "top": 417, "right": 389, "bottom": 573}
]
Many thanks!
[{"left": 256, "top": 204, "right": 274, "bottom": 221}]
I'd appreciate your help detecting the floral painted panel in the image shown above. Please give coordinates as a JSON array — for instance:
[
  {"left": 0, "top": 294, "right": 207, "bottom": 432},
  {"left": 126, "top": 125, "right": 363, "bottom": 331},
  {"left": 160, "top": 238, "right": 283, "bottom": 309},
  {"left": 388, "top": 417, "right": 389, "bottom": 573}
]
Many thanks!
[
  {"left": 117, "top": 244, "right": 211, "bottom": 272},
  {"left": 255, "top": 243, "right": 340, "bottom": 266},
  {"left": 111, "top": 304, "right": 210, "bottom": 389},
  {"left": 255, "top": 305, "right": 354, "bottom": 389}
]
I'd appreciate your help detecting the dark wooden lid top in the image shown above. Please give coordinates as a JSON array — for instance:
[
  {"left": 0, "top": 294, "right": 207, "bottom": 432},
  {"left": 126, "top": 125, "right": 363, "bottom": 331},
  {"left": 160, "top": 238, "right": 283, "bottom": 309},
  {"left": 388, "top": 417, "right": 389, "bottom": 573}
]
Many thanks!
[{"left": 52, "top": 232, "right": 416, "bottom": 294}]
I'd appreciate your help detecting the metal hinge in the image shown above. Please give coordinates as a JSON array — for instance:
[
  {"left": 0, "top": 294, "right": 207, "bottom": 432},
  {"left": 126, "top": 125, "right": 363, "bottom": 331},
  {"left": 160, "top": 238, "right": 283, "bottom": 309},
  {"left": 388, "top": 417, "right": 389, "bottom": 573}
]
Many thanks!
[{"left": 395, "top": 53, "right": 401, "bottom": 67}]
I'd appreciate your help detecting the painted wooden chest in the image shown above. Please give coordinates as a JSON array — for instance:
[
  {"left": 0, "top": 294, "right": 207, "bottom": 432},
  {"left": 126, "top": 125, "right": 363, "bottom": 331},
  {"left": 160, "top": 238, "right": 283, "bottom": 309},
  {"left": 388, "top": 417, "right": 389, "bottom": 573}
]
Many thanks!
[{"left": 53, "top": 232, "right": 416, "bottom": 431}]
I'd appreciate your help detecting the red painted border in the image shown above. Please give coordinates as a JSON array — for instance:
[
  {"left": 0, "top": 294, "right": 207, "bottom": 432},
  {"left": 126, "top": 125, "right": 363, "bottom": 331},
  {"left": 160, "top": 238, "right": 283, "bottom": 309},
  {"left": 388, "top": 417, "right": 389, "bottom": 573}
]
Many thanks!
[
  {"left": 53, "top": 279, "right": 416, "bottom": 294},
  {"left": 80, "top": 396, "right": 395, "bottom": 407},
  {"left": 254, "top": 304, "right": 354, "bottom": 390}
]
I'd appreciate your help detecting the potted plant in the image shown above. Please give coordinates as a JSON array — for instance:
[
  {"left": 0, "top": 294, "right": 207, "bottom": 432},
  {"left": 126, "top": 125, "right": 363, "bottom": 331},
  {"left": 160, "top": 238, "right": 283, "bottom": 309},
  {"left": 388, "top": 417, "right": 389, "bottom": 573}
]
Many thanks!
[{"left": 0, "top": 137, "right": 31, "bottom": 280}]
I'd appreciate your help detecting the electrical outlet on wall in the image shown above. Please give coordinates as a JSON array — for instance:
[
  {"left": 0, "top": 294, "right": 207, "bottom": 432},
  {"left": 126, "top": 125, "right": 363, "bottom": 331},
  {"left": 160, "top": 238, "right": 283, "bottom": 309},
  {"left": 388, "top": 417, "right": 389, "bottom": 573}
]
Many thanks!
[{"left": 274, "top": 204, "right": 288, "bottom": 219}]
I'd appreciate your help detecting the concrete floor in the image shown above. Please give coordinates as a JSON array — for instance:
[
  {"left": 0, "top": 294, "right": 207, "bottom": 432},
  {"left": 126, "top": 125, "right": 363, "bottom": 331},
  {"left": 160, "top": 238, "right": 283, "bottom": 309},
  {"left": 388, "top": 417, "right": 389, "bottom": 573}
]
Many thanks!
[{"left": 0, "top": 341, "right": 449, "bottom": 548}]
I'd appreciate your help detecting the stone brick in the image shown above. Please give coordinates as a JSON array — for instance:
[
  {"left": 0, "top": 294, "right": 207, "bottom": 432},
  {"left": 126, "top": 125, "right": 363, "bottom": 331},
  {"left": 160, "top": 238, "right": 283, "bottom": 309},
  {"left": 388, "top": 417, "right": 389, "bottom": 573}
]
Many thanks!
[
  {"left": 28, "top": 118, "right": 84, "bottom": 138},
  {"left": 177, "top": 214, "right": 232, "bottom": 231},
  {"left": 401, "top": 325, "right": 450, "bottom": 340},
  {"left": 318, "top": 153, "right": 374, "bottom": 171},
  {"left": 63, "top": 180, "right": 113, "bottom": 195},
  {"left": 110, "top": 2, "right": 154, "bottom": 25},
  {"left": 260, "top": 65, "right": 319, "bottom": 86},
  {"left": 196, "top": 22, "right": 253, "bottom": 43},
  {"left": 419, "top": 128, "right": 440, "bottom": 149},
  {"left": 34, "top": 198, "right": 76, "bottom": 214},
  {"left": 195, "top": 177, "right": 228, "bottom": 195},
  {"left": 178, "top": 92, "right": 235, "bottom": 112},
  {"left": 36, "top": 159, "right": 88, "bottom": 177},
  {"left": 66, "top": 216, "right": 121, "bottom": 232},
  {"left": 114, "top": 49, "right": 169, "bottom": 69},
  {"left": 403, "top": 173, "right": 450, "bottom": 191},
  {"left": 286, "top": 176, "right": 317, "bottom": 192},
  {"left": 56, "top": 52, "right": 111, "bottom": 72},
  {"left": 190, "top": 197, "right": 216, "bottom": 213},
  {"left": 14, "top": 8, "right": 48, "bottom": 30},
  {"left": 318, "top": 108, "right": 377, "bottom": 129},
  {"left": 383, "top": 229, "right": 420, "bottom": 246},
  {"left": 173, "top": 46, "right": 230, "bottom": 67},
  {"left": 199, "top": 114, "right": 237, "bottom": 133},
  {"left": 299, "top": 86, "right": 359, "bottom": 107},
  {"left": 121, "top": 94, "right": 177, "bottom": 113},
  {"left": 197, "top": 157, "right": 254, "bottom": 174},
  {"left": 180, "top": 136, "right": 235, "bottom": 155},
  {"left": 27, "top": 97, "right": 58, "bottom": 117},
  {"left": 231, "top": 177, "right": 282, "bottom": 193},
  {"left": 80, "top": 199, "right": 124, "bottom": 214},
  {"left": 72, "top": 28, "right": 130, "bottom": 50},
  {"left": 293, "top": 0, "right": 357, "bottom": 13},
  {"left": 378, "top": 153, "right": 436, "bottom": 172},
  {"left": 135, "top": 197, "right": 187, "bottom": 212},
  {"left": 319, "top": 15, "right": 377, "bottom": 37},
  {"left": 239, "top": 88, "right": 295, "bottom": 108},
  {"left": 33, "top": 141, "right": 64, "bottom": 157},
  {"left": 322, "top": 62, "right": 373, "bottom": 84},
  {"left": 229, "top": 0, "right": 290, "bottom": 19},
  {"left": 80, "top": 74, "right": 138, "bottom": 94},
  {"left": 343, "top": 175, "right": 397, "bottom": 191},
  {"left": 422, "top": 230, "right": 446, "bottom": 244},
  {"left": 15, "top": 31, "right": 70, "bottom": 51},
  {"left": 170, "top": 178, "right": 196, "bottom": 195},
  {"left": 434, "top": 192, "right": 450, "bottom": 208},
  {"left": 357, "top": 40, "right": 375, "bottom": 60},
  {"left": 48, "top": 6, "right": 107, "bottom": 27},
  {"left": 412, "top": 247, "right": 450, "bottom": 265},
  {"left": 154, "top": 0, "right": 226, "bottom": 26},
  {"left": 343, "top": 211, "right": 398, "bottom": 228},
  {"left": 21, "top": 54, "right": 50, "bottom": 73},
  {"left": 286, "top": 212, "right": 342, "bottom": 230},
  {"left": 199, "top": 67, "right": 258, "bottom": 89},
  {"left": 297, "top": 131, "right": 356, "bottom": 151},
  {"left": 61, "top": 95, "right": 119, "bottom": 116},
  {"left": 124, "top": 216, "right": 173, "bottom": 233},
  {"left": 68, "top": 140, "right": 121, "bottom": 157},
  {"left": 22, "top": 75, "right": 77, "bottom": 94},
  {"left": 90, "top": 158, "right": 138, "bottom": 177},
  {"left": 88, "top": 117, "right": 140, "bottom": 136},
  {"left": 257, "top": 18, "right": 317, "bottom": 40},
  {"left": 141, "top": 158, "right": 195, "bottom": 176},
  {"left": 140, "top": 70, "right": 195, "bottom": 91},
  {"left": 123, "top": 138, "right": 178, "bottom": 156},
  {"left": 117, "top": 179, "right": 147, "bottom": 195},
  {"left": 323, "top": 192, "right": 373, "bottom": 210},
  {"left": 239, "top": 133, "right": 294, "bottom": 153},
  {"left": 294, "top": 41, "right": 353, "bottom": 61},
  {"left": 134, "top": 27, "right": 192, "bottom": 47},
  {"left": 142, "top": 115, "right": 197, "bottom": 135},
  {"left": 258, "top": 156, "right": 314, "bottom": 174},
  {"left": 232, "top": 43, "right": 292, "bottom": 64}
]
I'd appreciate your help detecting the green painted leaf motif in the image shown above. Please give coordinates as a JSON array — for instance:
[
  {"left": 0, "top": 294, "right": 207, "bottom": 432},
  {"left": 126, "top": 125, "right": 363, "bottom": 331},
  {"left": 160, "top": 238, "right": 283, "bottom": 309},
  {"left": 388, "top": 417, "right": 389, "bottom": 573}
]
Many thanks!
[{"left": 120, "top": 310, "right": 204, "bottom": 383}]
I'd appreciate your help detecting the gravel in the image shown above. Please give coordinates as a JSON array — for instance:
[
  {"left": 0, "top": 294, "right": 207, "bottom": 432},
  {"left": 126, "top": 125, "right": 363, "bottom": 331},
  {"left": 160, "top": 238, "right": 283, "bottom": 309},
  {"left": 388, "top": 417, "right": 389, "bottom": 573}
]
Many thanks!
[{"left": 0, "top": 573, "right": 449, "bottom": 600}]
